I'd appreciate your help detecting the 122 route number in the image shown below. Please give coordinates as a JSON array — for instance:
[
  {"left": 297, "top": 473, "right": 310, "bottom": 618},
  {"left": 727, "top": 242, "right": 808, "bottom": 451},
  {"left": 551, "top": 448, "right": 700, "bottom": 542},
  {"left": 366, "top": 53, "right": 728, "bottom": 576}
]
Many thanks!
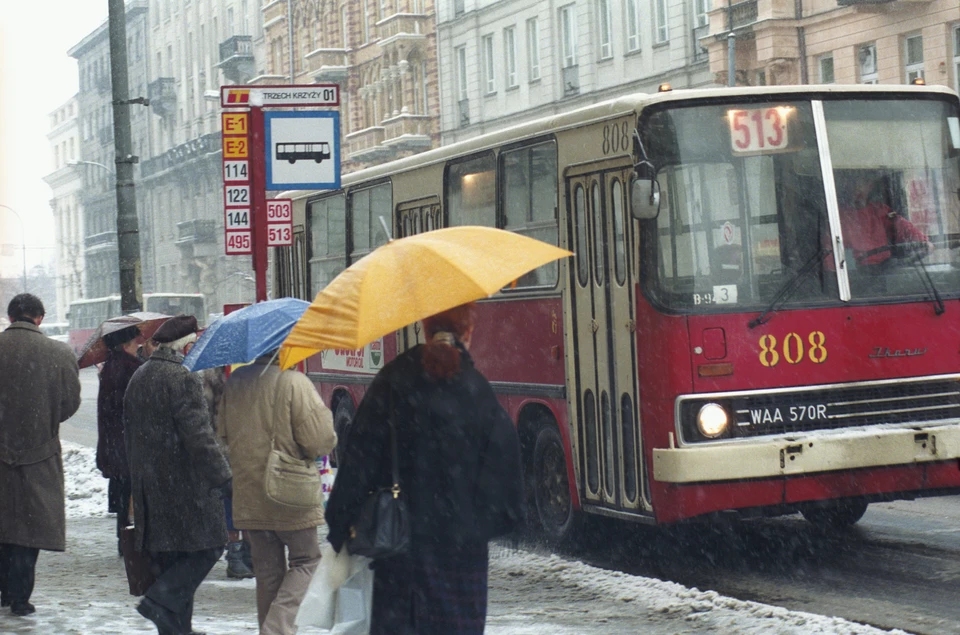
[
  {"left": 225, "top": 186, "right": 250, "bottom": 207},
  {"left": 729, "top": 107, "right": 789, "bottom": 154}
]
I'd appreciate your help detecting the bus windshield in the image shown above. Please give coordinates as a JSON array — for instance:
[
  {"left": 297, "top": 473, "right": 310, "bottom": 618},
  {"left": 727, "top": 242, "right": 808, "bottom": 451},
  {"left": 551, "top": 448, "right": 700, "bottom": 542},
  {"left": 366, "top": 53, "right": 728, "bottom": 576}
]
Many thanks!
[
  {"left": 144, "top": 294, "right": 205, "bottom": 326},
  {"left": 640, "top": 95, "right": 960, "bottom": 313}
]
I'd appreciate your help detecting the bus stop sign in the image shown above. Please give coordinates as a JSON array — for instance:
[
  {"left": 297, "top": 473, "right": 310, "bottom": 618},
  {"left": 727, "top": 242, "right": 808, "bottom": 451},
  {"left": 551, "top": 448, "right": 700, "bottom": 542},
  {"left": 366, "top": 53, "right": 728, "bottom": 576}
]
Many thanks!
[{"left": 264, "top": 111, "right": 341, "bottom": 191}]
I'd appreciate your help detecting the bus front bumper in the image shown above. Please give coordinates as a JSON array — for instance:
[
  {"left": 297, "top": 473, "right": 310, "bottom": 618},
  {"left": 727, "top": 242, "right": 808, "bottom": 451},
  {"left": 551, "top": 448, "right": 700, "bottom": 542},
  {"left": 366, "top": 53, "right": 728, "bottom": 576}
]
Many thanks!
[{"left": 653, "top": 423, "right": 960, "bottom": 483}]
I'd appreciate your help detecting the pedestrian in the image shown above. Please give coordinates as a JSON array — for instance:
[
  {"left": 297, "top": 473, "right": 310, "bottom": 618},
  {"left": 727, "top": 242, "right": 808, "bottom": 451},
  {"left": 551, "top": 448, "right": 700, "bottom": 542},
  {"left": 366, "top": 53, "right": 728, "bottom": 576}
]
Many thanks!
[
  {"left": 217, "top": 351, "right": 337, "bottom": 635},
  {"left": 124, "top": 315, "right": 232, "bottom": 635},
  {"left": 325, "top": 302, "right": 526, "bottom": 635},
  {"left": 0, "top": 293, "right": 82, "bottom": 617},
  {"left": 96, "top": 324, "right": 142, "bottom": 556},
  {"left": 200, "top": 365, "right": 254, "bottom": 580}
]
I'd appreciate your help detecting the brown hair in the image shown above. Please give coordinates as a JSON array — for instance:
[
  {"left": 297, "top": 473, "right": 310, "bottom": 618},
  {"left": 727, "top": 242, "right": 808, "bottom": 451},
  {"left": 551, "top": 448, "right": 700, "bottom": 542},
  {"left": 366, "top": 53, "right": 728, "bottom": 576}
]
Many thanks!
[{"left": 420, "top": 303, "right": 474, "bottom": 380}]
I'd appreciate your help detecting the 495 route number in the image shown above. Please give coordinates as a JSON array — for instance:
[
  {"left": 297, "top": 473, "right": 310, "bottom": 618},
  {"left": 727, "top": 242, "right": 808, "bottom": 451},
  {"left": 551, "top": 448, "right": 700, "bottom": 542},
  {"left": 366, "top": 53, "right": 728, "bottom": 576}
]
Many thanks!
[{"left": 758, "top": 331, "right": 827, "bottom": 367}]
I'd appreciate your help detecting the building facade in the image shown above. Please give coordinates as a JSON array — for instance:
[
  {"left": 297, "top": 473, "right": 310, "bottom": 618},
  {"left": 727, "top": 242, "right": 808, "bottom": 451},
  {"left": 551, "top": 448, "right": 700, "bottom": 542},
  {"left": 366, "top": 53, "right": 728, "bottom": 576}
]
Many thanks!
[
  {"left": 258, "top": 0, "right": 441, "bottom": 171},
  {"left": 704, "top": 0, "right": 960, "bottom": 89},
  {"left": 68, "top": 0, "right": 152, "bottom": 300},
  {"left": 140, "top": 0, "right": 263, "bottom": 315},
  {"left": 42, "top": 97, "right": 85, "bottom": 321},
  {"left": 437, "top": 0, "right": 715, "bottom": 144}
]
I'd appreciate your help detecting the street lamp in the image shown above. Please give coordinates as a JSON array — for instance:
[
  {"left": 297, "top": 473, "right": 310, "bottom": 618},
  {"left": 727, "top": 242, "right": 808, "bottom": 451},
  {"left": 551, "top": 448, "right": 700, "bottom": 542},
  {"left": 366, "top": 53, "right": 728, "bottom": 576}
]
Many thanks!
[
  {"left": 0, "top": 204, "right": 27, "bottom": 293},
  {"left": 67, "top": 159, "right": 116, "bottom": 175}
]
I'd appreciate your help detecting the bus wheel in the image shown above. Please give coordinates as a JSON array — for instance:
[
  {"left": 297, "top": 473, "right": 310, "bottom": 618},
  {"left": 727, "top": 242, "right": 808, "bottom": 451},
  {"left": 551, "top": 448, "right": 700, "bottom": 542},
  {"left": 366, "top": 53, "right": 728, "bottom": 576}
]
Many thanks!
[
  {"left": 801, "top": 499, "right": 868, "bottom": 530},
  {"left": 533, "top": 425, "right": 578, "bottom": 545},
  {"left": 330, "top": 398, "right": 355, "bottom": 468}
]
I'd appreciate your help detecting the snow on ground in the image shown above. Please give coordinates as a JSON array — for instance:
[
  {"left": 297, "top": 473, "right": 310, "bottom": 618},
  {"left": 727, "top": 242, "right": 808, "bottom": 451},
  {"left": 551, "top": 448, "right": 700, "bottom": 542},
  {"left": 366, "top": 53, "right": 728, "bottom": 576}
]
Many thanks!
[{"left": 0, "top": 441, "right": 908, "bottom": 634}]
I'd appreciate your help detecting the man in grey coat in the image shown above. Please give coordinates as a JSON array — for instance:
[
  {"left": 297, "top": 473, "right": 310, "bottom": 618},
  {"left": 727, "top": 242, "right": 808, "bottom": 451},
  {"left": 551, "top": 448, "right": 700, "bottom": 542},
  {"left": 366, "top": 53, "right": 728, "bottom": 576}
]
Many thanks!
[
  {"left": 0, "top": 293, "right": 81, "bottom": 617},
  {"left": 124, "top": 315, "right": 232, "bottom": 635}
]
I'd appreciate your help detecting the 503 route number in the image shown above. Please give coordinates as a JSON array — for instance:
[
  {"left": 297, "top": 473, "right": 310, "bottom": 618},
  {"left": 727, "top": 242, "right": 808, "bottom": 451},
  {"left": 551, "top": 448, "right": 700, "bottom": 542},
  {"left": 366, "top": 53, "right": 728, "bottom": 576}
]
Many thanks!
[{"left": 758, "top": 331, "right": 827, "bottom": 367}]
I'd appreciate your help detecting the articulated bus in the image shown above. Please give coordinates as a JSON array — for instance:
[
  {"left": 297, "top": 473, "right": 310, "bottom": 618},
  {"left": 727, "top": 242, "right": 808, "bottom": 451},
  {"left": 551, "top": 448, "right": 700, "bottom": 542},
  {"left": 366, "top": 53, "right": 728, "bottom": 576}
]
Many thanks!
[
  {"left": 273, "top": 84, "right": 960, "bottom": 541},
  {"left": 67, "top": 293, "right": 206, "bottom": 354}
]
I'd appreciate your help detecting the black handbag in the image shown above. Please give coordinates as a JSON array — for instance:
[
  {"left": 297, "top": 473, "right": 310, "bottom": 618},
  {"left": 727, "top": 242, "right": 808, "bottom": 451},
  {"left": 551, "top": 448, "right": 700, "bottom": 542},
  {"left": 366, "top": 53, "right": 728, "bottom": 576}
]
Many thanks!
[{"left": 347, "top": 411, "right": 410, "bottom": 560}]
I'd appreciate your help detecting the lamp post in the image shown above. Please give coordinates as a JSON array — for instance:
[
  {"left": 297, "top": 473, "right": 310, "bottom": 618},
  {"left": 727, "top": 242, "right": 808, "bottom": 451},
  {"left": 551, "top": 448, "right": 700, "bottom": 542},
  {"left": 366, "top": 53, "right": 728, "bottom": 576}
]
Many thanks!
[
  {"left": 0, "top": 204, "right": 27, "bottom": 293},
  {"left": 67, "top": 159, "right": 116, "bottom": 175}
]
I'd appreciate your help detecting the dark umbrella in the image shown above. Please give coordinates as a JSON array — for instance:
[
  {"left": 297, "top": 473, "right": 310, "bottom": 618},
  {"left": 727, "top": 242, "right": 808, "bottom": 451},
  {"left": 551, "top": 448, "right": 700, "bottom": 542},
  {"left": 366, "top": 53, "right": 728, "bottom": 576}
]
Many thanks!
[{"left": 77, "top": 312, "right": 171, "bottom": 369}]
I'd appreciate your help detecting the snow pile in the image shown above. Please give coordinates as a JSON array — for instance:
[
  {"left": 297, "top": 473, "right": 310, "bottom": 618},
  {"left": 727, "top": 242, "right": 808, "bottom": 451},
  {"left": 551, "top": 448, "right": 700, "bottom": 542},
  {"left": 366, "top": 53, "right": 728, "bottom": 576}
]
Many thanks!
[{"left": 63, "top": 441, "right": 109, "bottom": 519}]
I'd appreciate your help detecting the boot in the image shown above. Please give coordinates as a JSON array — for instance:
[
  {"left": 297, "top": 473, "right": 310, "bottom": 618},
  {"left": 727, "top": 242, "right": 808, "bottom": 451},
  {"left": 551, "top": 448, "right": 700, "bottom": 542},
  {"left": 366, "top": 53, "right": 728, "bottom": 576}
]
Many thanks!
[
  {"left": 241, "top": 539, "right": 254, "bottom": 574},
  {"left": 225, "top": 542, "right": 254, "bottom": 579}
]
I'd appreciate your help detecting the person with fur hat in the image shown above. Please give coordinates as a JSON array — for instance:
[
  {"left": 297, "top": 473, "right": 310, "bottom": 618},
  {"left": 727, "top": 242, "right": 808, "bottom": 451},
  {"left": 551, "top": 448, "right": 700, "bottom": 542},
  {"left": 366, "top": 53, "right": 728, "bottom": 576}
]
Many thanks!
[
  {"left": 124, "top": 314, "right": 232, "bottom": 635},
  {"left": 97, "top": 323, "right": 143, "bottom": 556}
]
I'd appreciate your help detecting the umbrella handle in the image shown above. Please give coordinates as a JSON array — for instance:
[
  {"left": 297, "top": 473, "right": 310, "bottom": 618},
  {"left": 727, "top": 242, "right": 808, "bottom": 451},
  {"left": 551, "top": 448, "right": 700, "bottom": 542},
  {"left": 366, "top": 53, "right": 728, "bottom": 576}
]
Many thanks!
[{"left": 260, "top": 348, "right": 280, "bottom": 377}]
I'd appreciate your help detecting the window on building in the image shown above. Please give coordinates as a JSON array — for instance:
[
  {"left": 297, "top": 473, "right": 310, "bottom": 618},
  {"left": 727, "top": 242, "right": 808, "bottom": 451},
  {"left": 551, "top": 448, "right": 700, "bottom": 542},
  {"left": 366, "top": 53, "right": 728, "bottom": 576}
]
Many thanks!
[
  {"left": 655, "top": 0, "right": 669, "bottom": 43},
  {"left": 954, "top": 25, "right": 960, "bottom": 92},
  {"left": 626, "top": 0, "right": 641, "bottom": 51},
  {"left": 363, "top": 0, "right": 371, "bottom": 43},
  {"left": 819, "top": 54, "right": 834, "bottom": 83},
  {"left": 482, "top": 34, "right": 495, "bottom": 94},
  {"left": 859, "top": 42, "right": 877, "bottom": 84},
  {"left": 694, "top": 0, "right": 710, "bottom": 28},
  {"left": 504, "top": 27, "right": 518, "bottom": 88},
  {"left": 597, "top": 0, "right": 612, "bottom": 59},
  {"left": 342, "top": 5, "right": 349, "bottom": 48},
  {"left": 454, "top": 0, "right": 465, "bottom": 16},
  {"left": 456, "top": 45, "right": 468, "bottom": 101},
  {"left": 527, "top": 18, "right": 541, "bottom": 80},
  {"left": 559, "top": 5, "right": 577, "bottom": 68},
  {"left": 904, "top": 34, "right": 924, "bottom": 84}
]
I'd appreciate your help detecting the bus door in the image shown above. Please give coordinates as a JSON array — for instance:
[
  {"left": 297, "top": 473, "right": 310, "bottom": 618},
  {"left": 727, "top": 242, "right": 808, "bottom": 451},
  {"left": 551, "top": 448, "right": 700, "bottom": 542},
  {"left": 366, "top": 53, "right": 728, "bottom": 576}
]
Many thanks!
[
  {"left": 566, "top": 161, "right": 644, "bottom": 512},
  {"left": 396, "top": 198, "right": 443, "bottom": 352}
]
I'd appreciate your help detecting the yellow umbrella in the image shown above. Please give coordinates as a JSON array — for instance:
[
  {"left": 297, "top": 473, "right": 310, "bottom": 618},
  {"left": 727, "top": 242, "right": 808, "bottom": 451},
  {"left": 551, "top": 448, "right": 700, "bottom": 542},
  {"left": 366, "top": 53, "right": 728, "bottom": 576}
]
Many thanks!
[{"left": 280, "top": 226, "right": 573, "bottom": 369}]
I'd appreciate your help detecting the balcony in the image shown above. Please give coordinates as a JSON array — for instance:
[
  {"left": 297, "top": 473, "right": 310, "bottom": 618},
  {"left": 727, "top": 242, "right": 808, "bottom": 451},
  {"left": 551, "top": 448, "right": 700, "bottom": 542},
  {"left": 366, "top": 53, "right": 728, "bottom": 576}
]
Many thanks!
[
  {"left": 141, "top": 132, "right": 220, "bottom": 178},
  {"left": 84, "top": 231, "right": 117, "bottom": 254},
  {"left": 148, "top": 77, "right": 177, "bottom": 118},
  {"left": 305, "top": 48, "right": 349, "bottom": 83},
  {"left": 729, "top": 0, "right": 758, "bottom": 28},
  {"left": 377, "top": 13, "right": 429, "bottom": 56},
  {"left": 382, "top": 114, "right": 432, "bottom": 152},
  {"left": 346, "top": 126, "right": 396, "bottom": 163},
  {"left": 218, "top": 35, "right": 255, "bottom": 84},
  {"left": 176, "top": 219, "right": 217, "bottom": 245}
]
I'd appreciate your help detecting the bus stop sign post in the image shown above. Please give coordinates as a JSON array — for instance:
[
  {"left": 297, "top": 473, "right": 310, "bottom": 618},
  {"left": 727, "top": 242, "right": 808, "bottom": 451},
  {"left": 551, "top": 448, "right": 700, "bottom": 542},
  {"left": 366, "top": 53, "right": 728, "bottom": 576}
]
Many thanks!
[{"left": 219, "top": 85, "right": 341, "bottom": 303}]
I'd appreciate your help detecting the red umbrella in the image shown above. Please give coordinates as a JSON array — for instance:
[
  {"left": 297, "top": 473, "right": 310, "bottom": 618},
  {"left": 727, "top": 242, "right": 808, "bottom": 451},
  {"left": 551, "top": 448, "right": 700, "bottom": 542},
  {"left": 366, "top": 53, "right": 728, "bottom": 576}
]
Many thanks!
[{"left": 77, "top": 312, "right": 171, "bottom": 369}]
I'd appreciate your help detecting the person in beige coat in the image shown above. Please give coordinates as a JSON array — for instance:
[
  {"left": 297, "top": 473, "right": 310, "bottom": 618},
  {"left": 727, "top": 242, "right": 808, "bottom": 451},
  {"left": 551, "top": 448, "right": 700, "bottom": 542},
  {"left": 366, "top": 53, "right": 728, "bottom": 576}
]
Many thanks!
[{"left": 216, "top": 353, "right": 336, "bottom": 635}]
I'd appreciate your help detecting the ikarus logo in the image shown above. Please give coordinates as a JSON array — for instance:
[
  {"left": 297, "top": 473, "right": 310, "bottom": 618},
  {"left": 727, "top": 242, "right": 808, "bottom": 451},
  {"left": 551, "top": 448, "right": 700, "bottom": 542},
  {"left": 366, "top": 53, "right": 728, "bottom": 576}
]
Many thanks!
[{"left": 370, "top": 340, "right": 383, "bottom": 368}]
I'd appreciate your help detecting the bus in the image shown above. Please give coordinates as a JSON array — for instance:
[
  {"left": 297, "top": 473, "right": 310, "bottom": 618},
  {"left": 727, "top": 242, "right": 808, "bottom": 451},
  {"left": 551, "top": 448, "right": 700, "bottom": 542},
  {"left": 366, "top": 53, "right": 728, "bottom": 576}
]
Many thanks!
[
  {"left": 276, "top": 142, "right": 332, "bottom": 164},
  {"left": 273, "top": 84, "right": 960, "bottom": 542},
  {"left": 67, "top": 293, "right": 206, "bottom": 354}
]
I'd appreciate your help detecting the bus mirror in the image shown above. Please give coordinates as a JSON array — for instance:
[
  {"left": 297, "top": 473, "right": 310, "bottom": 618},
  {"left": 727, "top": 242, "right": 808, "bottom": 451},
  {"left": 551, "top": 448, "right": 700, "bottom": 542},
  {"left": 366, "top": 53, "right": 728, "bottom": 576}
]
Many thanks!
[{"left": 631, "top": 178, "right": 661, "bottom": 220}]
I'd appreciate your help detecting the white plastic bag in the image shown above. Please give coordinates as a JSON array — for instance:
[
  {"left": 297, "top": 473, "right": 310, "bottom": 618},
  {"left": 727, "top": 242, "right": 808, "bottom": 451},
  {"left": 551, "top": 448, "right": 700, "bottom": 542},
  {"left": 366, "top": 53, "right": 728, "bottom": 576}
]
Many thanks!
[
  {"left": 330, "top": 555, "right": 374, "bottom": 635},
  {"left": 296, "top": 542, "right": 352, "bottom": 628}
]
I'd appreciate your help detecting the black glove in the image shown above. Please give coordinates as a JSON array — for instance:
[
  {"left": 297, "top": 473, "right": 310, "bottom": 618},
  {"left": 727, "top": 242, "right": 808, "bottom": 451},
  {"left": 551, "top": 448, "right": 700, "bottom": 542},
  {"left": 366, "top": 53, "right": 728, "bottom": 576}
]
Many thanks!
[{"left": 212, "top": 478, "right": 232, "bottom": 500}]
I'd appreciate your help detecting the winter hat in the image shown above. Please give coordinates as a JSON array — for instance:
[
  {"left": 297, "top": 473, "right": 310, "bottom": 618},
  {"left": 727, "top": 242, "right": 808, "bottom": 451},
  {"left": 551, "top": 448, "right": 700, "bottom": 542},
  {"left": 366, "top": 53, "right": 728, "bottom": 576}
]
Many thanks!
[{"left": 152, "top": 315, "right": 199, "bottom": 343}]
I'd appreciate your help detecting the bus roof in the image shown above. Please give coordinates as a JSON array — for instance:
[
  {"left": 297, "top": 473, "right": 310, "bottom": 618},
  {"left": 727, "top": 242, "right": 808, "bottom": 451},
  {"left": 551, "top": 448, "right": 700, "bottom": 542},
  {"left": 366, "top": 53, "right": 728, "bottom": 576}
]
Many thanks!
[{"left": 278, "top": 83, "right": 958, "bottom": 202}]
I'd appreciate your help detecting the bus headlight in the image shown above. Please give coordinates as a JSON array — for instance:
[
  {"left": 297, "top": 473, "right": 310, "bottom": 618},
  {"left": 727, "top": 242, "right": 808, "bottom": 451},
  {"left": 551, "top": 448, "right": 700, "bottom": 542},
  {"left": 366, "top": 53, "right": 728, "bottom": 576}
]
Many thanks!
[{"left": 697, "top": 403, "right": 730, "bottom": 438}]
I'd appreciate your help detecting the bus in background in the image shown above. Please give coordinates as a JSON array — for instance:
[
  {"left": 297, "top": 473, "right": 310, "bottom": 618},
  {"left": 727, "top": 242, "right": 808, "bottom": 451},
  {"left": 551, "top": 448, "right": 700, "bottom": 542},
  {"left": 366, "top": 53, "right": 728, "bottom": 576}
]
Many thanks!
[
  {"left": 273, "top": 84, "right": 960, "bottom": 543},
  {"left": 39, "top": 321, "right": 70, "bottom": 344},
  {"left": 67, "top": 293, "right": 205, "bottom": 354}
]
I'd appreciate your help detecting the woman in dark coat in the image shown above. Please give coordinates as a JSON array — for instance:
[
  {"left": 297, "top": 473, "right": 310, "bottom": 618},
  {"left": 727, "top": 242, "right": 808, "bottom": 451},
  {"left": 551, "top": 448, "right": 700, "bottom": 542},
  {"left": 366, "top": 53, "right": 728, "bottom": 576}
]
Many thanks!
[
  {"left": 325, "top": 303, "right": 525, "bottom": 635},
  {"left": 96, "top": 324, "right": 142, "bottom": 553}
]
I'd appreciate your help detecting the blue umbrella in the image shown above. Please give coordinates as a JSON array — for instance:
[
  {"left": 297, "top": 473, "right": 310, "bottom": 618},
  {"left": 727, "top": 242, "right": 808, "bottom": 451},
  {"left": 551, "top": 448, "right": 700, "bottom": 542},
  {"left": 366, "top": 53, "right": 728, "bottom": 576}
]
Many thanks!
[{"left": 183, "top": 298, "right": 311, "bottom": 372}]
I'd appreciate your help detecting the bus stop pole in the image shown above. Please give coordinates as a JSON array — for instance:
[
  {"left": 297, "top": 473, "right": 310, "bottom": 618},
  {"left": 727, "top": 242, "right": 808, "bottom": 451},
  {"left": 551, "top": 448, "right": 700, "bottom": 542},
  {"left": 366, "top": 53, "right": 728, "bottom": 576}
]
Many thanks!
[
  {"left": 249, "top": 106, "right": 268, "bottom": 302},
  {"left": 108, "top": 0, "right": 144, "bottom": 313}
]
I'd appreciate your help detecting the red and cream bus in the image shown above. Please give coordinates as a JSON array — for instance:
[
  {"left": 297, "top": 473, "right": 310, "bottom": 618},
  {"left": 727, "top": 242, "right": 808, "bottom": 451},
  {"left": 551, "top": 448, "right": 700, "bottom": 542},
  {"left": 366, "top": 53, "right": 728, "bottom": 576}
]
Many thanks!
[
  {"left": 68, "top": 293, "right": 206, "bottom": 354},
  {"left": 274, "top": 84, "right": 960, "bottom": 542}
]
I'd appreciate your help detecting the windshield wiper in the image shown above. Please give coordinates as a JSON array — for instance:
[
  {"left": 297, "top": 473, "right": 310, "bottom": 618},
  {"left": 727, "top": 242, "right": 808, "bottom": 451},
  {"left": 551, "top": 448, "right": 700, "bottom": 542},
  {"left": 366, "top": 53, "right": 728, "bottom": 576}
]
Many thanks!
[
  {"left": 748, "top": 246, "right": 831, "bottom": 329},
  {"left": 905, "top": 246, "right": 945, "bottom": 316}
]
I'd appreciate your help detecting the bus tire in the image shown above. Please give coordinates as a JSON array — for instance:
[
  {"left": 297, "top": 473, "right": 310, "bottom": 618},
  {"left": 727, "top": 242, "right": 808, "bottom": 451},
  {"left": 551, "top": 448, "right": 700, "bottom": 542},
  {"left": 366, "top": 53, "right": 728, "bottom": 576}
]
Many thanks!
[
  {"left": 533, "top": 425, "right": 580, "bottom": 545},
  {"left": 330, "top": 398, "right": 355, "bottom": 468},
  {"left": 801, "top": 499, "right": 868, "bottom": 530}
]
